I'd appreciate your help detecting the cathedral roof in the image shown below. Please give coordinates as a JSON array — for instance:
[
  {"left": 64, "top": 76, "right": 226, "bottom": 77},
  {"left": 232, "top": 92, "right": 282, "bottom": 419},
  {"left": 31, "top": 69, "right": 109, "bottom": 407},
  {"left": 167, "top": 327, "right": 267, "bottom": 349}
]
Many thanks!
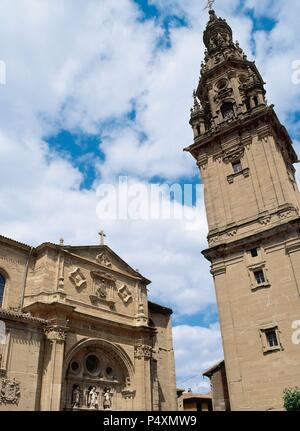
[{"left": 0, "top": 234, "right": 151, "bottom": 285}]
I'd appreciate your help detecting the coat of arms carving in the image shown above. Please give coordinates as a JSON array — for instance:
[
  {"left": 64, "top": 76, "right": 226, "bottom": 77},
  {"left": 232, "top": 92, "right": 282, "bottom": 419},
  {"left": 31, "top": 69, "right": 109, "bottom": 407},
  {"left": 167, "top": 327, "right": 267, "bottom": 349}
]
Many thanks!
[
  {"left": 90, "top": 271, "right": 116, "bottom": 307},
  {"left": 0, "top": 377, "right": 20, "bottom": 405}
]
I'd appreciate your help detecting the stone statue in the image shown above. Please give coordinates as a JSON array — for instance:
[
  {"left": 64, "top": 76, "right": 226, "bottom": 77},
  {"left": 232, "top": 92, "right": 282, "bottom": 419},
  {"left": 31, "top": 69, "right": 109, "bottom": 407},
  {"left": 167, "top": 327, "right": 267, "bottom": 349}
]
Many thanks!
[
  {"left": 103, "top": 388, "right": 112, "bottom": 410},
  {"left": 72, "top": 385, "right": 81, "bottom": 409},
  {"left": 89, "top": 386, "right": 98, "bottom": 409}
]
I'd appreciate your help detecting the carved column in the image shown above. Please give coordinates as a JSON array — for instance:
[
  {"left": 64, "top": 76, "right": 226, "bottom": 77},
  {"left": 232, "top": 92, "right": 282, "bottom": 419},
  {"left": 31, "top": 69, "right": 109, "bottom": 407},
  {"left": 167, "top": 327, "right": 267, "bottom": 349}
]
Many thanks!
[
  {"left": 40, "top": 323, "right": 68, "bottom": 411},
  {"left": 134, "top": 340, "right": 152, "bottom": 411}
]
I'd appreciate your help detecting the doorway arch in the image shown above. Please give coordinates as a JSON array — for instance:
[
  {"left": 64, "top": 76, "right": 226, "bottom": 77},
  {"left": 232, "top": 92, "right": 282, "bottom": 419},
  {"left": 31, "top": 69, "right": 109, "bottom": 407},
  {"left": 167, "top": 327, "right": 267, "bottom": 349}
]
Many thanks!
[{"left": 61, "top": 338, "right": 134, "bottom": 411}]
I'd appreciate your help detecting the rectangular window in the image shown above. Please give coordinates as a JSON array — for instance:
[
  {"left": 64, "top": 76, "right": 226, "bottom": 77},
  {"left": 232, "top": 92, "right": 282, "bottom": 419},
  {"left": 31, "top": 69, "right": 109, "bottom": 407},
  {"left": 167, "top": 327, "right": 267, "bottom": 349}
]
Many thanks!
[
  {"left": 254, "top": 269, "right": 265, "bottom": 285},
  {"left": 232, "top": 161, "right": 242, "bottom": 174},
  {"left": 265, "top": 330, "right": 279, "bottom": 348},
  {"left": 250, "top": 248, "right": 258, "bottom": 258}
]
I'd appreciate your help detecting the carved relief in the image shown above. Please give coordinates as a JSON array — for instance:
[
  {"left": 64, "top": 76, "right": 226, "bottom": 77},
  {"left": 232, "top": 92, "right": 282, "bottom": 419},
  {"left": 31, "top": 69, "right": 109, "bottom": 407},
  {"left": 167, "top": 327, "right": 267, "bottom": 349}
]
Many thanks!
[
  {"left": 208, "top": 235, "right": 221, "bottom": 246},
  {"left": 96, "top": 252, "right": 112, "bottom": 268},
  {"left": 259, "top": 216, "right": 271, "bottom": 226},
  {"left": 279, "top": 210, "right": 292, "bottom": 220},
  {"left": 222, "top": 146, "right": 244, "bottom": 164},
  {"left": 0, "top": 377, "right": 20, "bottom": 405},
  {"left": 118, "top": 285, "right": 132, "bottom": 304},
  {"left": 226, "top": 229, "right": 237, "bottom": 237},
  {"left": 134, "top": 342, "right": 152, "bottom": 360},
  {"left": 90, "top": 271, "right": 116, "bottom": 307},
  {"left": 43, "top": 325, "right": 68, "bottom": 342},
  {"left": 69, "top": 268, "right": 87, "bottom": 290}
]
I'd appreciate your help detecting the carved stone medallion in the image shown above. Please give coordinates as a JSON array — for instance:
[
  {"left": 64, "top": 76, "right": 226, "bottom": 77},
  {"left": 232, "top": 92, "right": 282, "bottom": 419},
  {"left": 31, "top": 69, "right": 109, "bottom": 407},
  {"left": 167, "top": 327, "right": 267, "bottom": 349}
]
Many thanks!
[
  {"left": 96, "top": 252, "right": 112, "bottom": 267},
  {"left": 0, "top": 377, "right": 20, "bottom": 405},
  {"left": 69, "top": 268, "right": 87, "bottom": 290},
  {"left": 118, "top": 285, "right": 132, "bottom": 304}
]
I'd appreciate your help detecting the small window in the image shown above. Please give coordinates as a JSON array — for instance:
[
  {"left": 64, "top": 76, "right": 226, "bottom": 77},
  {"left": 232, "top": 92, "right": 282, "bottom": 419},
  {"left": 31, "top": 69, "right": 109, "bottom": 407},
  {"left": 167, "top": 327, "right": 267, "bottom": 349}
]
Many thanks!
[
  {"left": 221, "top": 102, "right": 235, "bottom": 120},
  {"left": 85, "top": 354, "right": 100, "bottom": 375},
  {"left": 0, "top": 274, "right": 5, "bottom": 307},
  {"left": 71, "top": 360, "right": 80, "bottom": 374},
  {"left": 250, "top": 248, "right": 258, "bottom": 258},
  {"left": 254, "top": 269, "right": 265, "bottom": 285},
  {"left": 232, "top": 161, "right": 242, "bottom": 174},
  {"left": 253, "top": 96, "right": 259, "bottom": 107},
  {"left": 265, "top": 330, "right": 279, "bottom": 348}
]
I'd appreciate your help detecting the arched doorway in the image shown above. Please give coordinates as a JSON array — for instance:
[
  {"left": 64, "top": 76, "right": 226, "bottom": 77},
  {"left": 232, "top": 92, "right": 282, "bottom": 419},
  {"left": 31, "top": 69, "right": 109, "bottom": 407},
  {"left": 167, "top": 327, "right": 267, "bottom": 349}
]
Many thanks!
[{"left": 61, "top": 339, "right": 134, "bottom": 411}]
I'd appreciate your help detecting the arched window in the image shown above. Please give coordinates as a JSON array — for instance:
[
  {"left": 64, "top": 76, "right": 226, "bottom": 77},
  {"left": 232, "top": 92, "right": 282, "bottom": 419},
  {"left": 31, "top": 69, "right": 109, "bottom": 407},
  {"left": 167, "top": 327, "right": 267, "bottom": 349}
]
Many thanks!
[
  {"left": 0, "top": 274, "right": 5, "bottom": 307},
  {"left": 221, "top": 102, "right": 235, "bottom": 120}
]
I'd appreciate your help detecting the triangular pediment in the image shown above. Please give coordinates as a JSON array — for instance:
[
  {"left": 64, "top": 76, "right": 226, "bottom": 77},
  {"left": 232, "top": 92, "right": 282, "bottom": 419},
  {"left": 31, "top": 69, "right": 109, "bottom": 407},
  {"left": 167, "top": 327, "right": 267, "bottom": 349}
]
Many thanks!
[{"left": 62, "top": 245, "right": 150, "bottom": 284}]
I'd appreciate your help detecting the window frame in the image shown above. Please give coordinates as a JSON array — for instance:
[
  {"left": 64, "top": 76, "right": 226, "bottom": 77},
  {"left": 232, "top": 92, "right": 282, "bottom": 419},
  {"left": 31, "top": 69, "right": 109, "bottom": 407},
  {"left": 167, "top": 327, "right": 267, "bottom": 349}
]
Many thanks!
[
  {"left": 232, "top": 160, "right": 243, "bottom": 174},
  {"left": 259, "top": 325, "right": 282, "bottom": 354},
  {"left": 248, "top": 263, "right": 270, "bottom": 291},
  {"left": 253, "top": 269, "right": 266, "bottom": 285}
]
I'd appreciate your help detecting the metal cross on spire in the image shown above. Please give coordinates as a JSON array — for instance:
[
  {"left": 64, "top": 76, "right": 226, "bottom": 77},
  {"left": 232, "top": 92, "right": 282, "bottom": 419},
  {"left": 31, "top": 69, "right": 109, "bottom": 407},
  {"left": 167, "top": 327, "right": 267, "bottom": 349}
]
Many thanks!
[
  {"left": 204, "top": 0, "right": 215, "bottom": 11},
  {"left": 98, "top": 230, "right": 106, "bottom": 246}
]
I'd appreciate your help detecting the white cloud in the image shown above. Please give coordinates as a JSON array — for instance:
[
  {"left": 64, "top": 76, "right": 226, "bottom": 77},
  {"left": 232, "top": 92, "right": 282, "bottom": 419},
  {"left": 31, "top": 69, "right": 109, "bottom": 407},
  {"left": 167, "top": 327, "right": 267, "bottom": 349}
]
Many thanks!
[{"left": 173, "top": 323, "right": 223, "bottom": 393}]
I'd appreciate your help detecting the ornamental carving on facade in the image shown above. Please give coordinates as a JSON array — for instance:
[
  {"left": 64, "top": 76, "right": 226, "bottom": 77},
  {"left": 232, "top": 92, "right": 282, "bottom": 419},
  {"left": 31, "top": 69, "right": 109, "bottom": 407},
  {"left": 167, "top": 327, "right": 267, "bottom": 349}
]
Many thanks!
[
  {"left": 134, "top": 343, "right": 152, "bottom": 360},
  {"left": 226, "top": 229, "right": 237, "bottom": 237},
  {"left": 69, "top": 267, "right": 87, "bottom": 290},
  {"left": 0, "top": 377, "right": 20, "bottom": 405},
  {"left": 259, "top": 216, "right": 271, "bottom": 226},
  {"left": 96, "top": 252, "right": 112, "bottom": 268},
  {"left": 222, "top": 147, "right": 244, "bottom": 164},
  {"left": 118, "top": 284, "right": 132, "bottom": 304},
  {"left": 90, "top": 271, "right": 116, "bottom": 306},
  {"left": 43, "top": 325, "right": 68, "bottom": 342}
]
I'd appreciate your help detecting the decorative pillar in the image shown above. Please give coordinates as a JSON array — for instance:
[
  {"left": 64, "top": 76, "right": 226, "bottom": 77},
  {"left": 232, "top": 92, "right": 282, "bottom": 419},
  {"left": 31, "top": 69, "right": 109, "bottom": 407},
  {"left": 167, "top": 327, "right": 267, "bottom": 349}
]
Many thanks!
[
  {"left": 40, "top": 322, "right": 68, "bottom": 411},
  {"left": 134, "top": 340, "right": 152, "bottom": 411}
]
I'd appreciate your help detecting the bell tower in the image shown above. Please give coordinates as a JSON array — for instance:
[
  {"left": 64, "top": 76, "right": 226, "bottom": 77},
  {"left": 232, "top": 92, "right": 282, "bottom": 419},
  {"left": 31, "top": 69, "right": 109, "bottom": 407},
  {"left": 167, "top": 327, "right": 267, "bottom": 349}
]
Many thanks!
[{"left": 186, "top": 9, "right": 300, "bottom": 410}]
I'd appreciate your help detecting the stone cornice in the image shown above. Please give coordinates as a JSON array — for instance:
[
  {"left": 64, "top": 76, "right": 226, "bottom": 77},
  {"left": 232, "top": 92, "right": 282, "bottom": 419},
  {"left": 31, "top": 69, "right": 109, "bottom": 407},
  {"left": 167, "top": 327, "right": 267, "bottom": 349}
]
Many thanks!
[
  {"left": 207, "top": 205, "right": 299, "bottom": 247},
  {"left": 203, "top": 217, "right": 300, "bottom": 262},
  {"left": 184, "top": 106, "right": 298, "bottom": 165}
]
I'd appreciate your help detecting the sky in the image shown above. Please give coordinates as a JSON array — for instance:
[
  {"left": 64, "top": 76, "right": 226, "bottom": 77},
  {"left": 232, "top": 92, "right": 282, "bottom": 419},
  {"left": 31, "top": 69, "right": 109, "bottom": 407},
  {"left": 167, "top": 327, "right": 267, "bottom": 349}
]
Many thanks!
[{"left": 0, "top": 0, "right": 300, "bottom": 393}]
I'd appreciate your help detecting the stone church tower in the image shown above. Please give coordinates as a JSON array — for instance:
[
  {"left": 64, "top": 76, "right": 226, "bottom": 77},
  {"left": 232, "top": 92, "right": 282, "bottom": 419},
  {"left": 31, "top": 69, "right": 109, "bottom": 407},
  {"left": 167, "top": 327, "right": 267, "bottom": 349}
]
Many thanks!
[{"left": 186, "top": 9, "right": 300, "bottom": 410}]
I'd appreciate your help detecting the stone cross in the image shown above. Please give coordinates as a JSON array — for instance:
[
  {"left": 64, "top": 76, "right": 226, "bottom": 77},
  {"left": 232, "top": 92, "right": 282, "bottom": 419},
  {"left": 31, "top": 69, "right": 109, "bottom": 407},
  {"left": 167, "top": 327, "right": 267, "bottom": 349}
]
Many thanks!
[
  {"left": 204, "top": 0, "right": 215, "bottom": 10},
  {"left": 99, "top": 230, "right": 106, "bottom": 246}
]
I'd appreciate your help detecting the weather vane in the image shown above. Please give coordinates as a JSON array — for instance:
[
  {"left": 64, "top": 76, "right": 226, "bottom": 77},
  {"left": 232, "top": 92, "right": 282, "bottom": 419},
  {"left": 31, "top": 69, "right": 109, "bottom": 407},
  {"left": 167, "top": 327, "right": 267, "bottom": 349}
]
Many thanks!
[{"left": 204, "top": 0, "right": 215, "bottom": 11}]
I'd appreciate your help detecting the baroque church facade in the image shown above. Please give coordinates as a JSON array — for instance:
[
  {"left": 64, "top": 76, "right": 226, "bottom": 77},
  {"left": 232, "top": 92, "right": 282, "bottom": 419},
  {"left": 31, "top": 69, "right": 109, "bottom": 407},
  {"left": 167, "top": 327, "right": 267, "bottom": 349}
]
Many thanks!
[
  {"left": 0, "top": 235, "right": 177, "bottom": 410},
  {"left": 186, "top": 9, "right": 300, "bottom": 410}
]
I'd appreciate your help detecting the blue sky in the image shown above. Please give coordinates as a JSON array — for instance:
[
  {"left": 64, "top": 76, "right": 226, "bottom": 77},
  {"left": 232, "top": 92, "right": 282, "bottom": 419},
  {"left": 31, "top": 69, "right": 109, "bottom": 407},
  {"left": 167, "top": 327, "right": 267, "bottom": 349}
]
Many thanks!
[{"left": 1, "top": 0, "right": 300, "bottom": 392}]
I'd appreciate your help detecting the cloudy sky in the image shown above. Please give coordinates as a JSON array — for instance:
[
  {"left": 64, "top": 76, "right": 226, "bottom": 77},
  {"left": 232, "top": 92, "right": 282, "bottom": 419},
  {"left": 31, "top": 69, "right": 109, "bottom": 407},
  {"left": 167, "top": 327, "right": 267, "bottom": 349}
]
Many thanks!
[{"left": 0, "top": 0, "right": 300, "bottom": 392}]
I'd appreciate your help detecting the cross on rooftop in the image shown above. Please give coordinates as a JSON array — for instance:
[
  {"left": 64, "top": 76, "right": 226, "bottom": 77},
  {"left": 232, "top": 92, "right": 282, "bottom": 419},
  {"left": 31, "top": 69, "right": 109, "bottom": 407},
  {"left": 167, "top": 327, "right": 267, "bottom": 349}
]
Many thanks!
[{"left": 99, "top": 230, "right": 106, "bottom": 246}]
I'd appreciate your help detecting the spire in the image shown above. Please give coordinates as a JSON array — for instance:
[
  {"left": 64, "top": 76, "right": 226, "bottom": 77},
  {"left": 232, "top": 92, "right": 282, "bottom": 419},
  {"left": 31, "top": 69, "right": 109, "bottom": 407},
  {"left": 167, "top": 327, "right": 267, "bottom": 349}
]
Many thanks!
[{"left": 189, "top": 10, "right": 267, "bottom": 139}]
